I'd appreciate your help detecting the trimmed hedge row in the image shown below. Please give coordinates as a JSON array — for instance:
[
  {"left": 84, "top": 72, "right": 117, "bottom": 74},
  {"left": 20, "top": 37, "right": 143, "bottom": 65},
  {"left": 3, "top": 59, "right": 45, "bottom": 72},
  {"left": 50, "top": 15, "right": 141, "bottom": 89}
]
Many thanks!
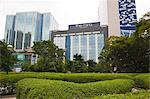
[
  {"left": 95, "top": 90, "right": 150, "bottom": 99},
  {"left": 16, "top": 78, "right": 134, "bottom": 99},
  {"left": 0, "top": 73, "right": 36, "bottom": 95},
  {"left": 0, "top": 73, "right": 133, "bottom": 95},
  {"left": 1, "top": 73, "right": 149, "bottom": 95},
  {"left": 134, "top": 74, "right": 150, "bottom": 89}
]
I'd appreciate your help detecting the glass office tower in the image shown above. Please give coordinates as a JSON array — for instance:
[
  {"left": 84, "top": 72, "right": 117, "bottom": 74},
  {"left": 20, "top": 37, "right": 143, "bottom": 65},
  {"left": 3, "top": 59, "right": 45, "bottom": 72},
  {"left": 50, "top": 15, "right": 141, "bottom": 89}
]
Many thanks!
[
  {"left": 53, "top": 22, "right": 108, "bottom": 62},
  {"left": 4, "top": 15, "right": 16, "bottom": 46},
  {"left": 4, "top": 12, "right": 58, "bottom": 66}
]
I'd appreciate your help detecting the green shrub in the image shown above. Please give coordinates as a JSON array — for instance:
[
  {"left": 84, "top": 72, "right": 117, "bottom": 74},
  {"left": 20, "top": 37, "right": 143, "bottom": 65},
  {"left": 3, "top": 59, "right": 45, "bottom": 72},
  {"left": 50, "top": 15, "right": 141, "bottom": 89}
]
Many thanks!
[
  {"left": 0, "top": 73, "right": 36, "bottom": 95},
  {"left": 134, "top": 74, "right": 150, "bottom": 89},
  {"left": 59, "top": 73, "right": 132, "bottom": 83},
  {"left": 0, "top": 73, "right": 133, "bottom": 95},
  {"left": 0, "top": 72, "right": 147, "bottom": 95},
  {"left": 94, "top": 90, "right": 150, "bottom": 99},
  {"left": 16, "top": 78, "right": 134, "bottom": 99}
]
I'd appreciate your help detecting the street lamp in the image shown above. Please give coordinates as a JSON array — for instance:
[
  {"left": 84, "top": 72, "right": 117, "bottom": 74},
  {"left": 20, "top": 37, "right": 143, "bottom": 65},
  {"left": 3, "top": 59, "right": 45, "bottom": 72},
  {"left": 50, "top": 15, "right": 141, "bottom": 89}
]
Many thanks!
[
  {"left": 141, "top": 30, "right": 149, "bottom": 38},
  {"left": 7, "top": 45, "right": 14, "bottom": 53}
]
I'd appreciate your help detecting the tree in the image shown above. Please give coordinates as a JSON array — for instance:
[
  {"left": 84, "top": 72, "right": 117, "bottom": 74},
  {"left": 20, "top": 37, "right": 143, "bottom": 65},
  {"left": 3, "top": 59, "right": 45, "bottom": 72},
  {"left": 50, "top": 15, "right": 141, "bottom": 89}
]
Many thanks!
[
  {"left": 66, "top": 54, "right": 88, "bottom": 73},
  {"left": 31, "top": 40, "right": 65, "bottom": 72},
  {"left": 86, "top": 59, "right": 97, "bottom": 72},
  {"left": 99, "top": 12, "right": 150, "bottom": 73},
  {"left": 0, "top": 41, "right": 16, "bottom": 74}
]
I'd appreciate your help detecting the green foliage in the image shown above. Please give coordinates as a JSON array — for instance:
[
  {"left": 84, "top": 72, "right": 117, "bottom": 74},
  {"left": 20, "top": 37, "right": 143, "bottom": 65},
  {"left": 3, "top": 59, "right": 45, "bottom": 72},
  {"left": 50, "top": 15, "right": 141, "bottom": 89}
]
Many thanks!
[
  {"left": 16, "top": 78, "right": 134, "bottom": 99},
  {"left": 0, "top": 73, "right": 134, "bottom": 95},
  {"left": 94, "top": 64, "right": 112, "bottom": 73},
  {"left": 87, "top": 60, "right": 97, "bottom": 72},
  {"left": 0, "top": 41, "right": 16, "bottom": 74},
  {"left": 66, "top": 54, "right": 88, "bottom": 73},
  {"left": 26, "top": 40, "right": 65, "bottom": 72},
  {"left": 99, "top": 12, "right": 150, "bottom": 73},
  {"left": 0, "top": 73, "right": 36, "bottom": 95},
  {"left": 134, "top": 74, "right": 150, "bottom": 89},
  {"left": 133, "top": 12, "right": 150, "bottom": 38},
  {"left": 94, "top": 90, "right": 150, "bottom": 99},
  {"left": 1, "top": 73, "right": 149, "bottom": 95}
]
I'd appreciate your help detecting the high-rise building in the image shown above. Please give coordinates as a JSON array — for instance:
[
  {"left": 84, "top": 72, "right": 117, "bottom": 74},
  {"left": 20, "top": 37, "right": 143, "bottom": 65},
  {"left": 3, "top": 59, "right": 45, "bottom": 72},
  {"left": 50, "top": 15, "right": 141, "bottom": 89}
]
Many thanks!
[
  {"left": 119, "top": 0, "right": 137, "bottom": 36},
  {"left": 4, "top": 12, "right": 58, "bottom": 65},
  {"left": 52, "top": 22, "right": 108, "bottom": 62},
  {"left": 98, "top": 0, "right": 120, "bottom": 37},
  {"left": 98, "top": 0, "right": 137, "bottom": 36}
]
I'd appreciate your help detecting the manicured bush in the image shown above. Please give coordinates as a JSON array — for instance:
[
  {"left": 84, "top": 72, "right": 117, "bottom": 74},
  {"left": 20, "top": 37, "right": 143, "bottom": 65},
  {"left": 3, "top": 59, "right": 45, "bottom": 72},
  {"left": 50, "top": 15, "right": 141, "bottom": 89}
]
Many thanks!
[
  {"left": 16, "top": 78, "right": 134, "bottom": 99},
  {"left": 95, "top": 90, "right": 150, "bottom": 99},
  {"left": 0, "top": 72, "right": 148, "bottom": 95},
  {"left": 0, "top": 73, "right": 36, "bottom": 95},
  {"left": 0, "top": 73, "right": 133, "bottom": 95},
  {"left": 134, "top": 74, "right": 150, "bottom": 89}
]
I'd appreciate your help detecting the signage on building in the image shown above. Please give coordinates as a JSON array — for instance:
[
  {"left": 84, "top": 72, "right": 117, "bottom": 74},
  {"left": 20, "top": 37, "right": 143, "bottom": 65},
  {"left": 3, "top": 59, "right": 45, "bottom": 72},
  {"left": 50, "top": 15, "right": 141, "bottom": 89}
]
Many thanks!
[
  {"left": 69, "top": 22, "right": 100, "bottom": 32},
  {"left": 69, "top": 22, "right": 100, "bottom": 30},
  {"left": 75, "top": 23, "right": 93, "bottom": 28}
]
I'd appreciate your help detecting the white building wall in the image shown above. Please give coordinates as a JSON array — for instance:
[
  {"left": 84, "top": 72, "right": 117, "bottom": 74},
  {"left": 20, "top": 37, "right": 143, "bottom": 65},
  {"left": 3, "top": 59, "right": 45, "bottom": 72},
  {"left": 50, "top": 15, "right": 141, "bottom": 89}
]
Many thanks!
[
  {"left": 98, "top": 0, "right": 120, "bottom": 37},
  {"left": 98, "top": 0, "right": 108, "bottom": 25}
]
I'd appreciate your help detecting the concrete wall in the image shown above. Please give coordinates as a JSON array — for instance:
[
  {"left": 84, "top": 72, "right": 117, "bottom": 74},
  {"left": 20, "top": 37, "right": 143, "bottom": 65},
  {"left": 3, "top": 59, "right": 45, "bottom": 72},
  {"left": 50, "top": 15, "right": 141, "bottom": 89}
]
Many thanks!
[{"left": 98, "top": 0, "right": 120, "bottom": 37}]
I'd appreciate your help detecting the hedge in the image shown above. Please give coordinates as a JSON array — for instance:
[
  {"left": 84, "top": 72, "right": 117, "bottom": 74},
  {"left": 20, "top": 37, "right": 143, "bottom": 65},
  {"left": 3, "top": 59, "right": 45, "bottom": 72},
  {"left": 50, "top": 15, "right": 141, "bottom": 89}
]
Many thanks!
[
  {"left": 0, "top": 73, "right": 36, "bottom": 95},
  {"left": 95, "top": 90, "right": 150, "bottom": 99},
  {"left": 134, "top": 74, "right": 150, "bottom": 89},
  {"left": 0, "top": 73, "right": 133, "bottom": 95},
  {"left": 1, "top": 73, "right": 149, "bottom": 95},
  {"left": 16, "top": 78, "right": 134, "bottom": 99}
]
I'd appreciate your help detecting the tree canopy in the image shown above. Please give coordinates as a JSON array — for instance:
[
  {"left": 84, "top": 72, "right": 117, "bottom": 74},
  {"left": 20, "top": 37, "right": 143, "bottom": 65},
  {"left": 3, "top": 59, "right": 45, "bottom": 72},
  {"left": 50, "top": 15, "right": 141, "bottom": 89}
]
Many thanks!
[
  {"left": 30, "top": 40, "right": 65, "bottom": 72},
  {"left": 0, "top": 41, "right": 16, "bottom": 74},
  {"left": 98, "top": 12, "right": 150, "bottom": 73}
]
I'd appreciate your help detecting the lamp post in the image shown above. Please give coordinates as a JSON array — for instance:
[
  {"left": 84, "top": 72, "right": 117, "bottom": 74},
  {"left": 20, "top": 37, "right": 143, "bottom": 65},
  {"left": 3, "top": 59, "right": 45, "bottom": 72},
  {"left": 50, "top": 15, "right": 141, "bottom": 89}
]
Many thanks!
[{"left": 113, "top": 66, "right": 117, "bottom": 73}]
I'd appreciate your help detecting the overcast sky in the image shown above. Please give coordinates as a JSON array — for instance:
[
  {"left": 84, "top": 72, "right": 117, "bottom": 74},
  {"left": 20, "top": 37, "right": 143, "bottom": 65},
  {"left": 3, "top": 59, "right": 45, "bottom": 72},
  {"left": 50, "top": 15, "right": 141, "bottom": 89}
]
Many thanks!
[{"left": 0, "top": 0, "right": 149, "bottom": 40}]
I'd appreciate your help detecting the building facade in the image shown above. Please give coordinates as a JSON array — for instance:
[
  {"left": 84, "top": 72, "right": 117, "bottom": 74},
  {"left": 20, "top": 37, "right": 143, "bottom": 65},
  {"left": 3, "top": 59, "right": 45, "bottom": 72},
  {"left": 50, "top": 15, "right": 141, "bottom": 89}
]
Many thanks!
[
  {"left": 119, "top": 0, "right": 137, "bottom": 36},
  {"left": 53, "top": 22, "right": 108, "bottom": 62},
  {"left": 4, "top": 12, "right": 58, "bottom": 66},
  {"left": 98, "top": 0, "right": 137, "bottom": 36},
  {"left": 98, "top": 0, "right": 120, "bottom": 37}
]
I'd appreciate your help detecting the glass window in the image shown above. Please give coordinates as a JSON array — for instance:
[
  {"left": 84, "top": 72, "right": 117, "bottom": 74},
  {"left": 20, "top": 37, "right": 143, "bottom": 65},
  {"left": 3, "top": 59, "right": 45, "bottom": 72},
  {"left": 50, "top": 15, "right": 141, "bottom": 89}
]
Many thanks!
[
  {"left": 16, "top": 31, "right": 23, "bottom": 49},
  {"left": 80, "top": 35, "right": 87, "bottom": 60},
  {"left": 72, "top": 35, "right": 79, "bottom": 57},
  {"left": 54, "top": 36, "right": 65, "bottom": 49},
  {"left": 89, "top": 34, "right": 96, "bottom": 61},
  {"left": 24, "top": 32, "right": 31, "bottom": 48},
  {"left": 97, "top": 34, "right": 104, "bottom": 54}
]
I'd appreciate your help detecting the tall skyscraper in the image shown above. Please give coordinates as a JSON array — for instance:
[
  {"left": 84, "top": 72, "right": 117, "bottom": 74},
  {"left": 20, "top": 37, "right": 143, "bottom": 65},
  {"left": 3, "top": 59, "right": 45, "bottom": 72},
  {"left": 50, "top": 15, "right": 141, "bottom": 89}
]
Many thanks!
[
  {"left": 4, "top": 12, "right": 58, "bottom": 65},
  {"left": 119, "top": 0, "right": 137, "bottom": 36},
  {"left": 98, "top": 0, "right": 137, "bottom": 36},
  {"left": 5, "top": 12, "right": 58, "bottom": 51},
  {"left": 98, "top": 0, "right": 121, "bottom": 37}
]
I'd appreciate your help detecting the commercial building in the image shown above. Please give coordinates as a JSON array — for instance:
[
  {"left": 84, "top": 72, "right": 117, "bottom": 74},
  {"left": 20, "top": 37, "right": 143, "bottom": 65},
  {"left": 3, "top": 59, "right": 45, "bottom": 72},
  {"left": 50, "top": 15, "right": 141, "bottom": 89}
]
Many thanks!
[
  {"left": 118, "top": 0, "right": 137, "bottom": 36},
  {"left": 4, "top": 12, "right": 58, "bottom": 66},
  {"left": 98, "top": 0, "right": 137, "bottom": 36},
  {"left": 53, "top": 22, "right": 108, "bottom": 62}
]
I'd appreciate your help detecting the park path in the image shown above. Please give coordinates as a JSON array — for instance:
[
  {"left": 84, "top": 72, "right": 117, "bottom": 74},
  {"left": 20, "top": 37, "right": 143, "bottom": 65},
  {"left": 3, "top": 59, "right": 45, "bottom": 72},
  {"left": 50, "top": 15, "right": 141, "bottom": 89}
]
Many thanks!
[{"left": 0, "top": 95, "right": 16, "bottom": 99}]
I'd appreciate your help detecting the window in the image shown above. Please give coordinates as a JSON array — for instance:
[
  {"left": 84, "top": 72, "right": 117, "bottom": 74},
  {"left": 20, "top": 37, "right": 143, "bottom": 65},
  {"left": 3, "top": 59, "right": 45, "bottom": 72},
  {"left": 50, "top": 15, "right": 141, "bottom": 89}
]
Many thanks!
[
  {"left": 16, "top": 31, "right": 23, "bottom": 49},
  {"left": 89, "top": 34, "right": 96, "bottom": 61},
  {"left": 24, "top": 32, "right": 31, "bottom": 48}
]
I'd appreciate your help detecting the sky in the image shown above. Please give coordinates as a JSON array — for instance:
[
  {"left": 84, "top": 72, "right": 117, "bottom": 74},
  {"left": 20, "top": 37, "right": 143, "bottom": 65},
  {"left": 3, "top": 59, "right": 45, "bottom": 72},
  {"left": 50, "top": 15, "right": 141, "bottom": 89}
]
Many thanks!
[{"left": 0, "top": 0, "right": 149, "bottom": 40}]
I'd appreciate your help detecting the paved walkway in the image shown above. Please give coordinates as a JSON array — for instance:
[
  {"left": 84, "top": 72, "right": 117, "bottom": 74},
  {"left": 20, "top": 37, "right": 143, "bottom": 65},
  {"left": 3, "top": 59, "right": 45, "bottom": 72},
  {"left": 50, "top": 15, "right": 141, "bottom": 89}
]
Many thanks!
[{"left": 0, "top": 95, "right": 16, "bottom": 99}]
